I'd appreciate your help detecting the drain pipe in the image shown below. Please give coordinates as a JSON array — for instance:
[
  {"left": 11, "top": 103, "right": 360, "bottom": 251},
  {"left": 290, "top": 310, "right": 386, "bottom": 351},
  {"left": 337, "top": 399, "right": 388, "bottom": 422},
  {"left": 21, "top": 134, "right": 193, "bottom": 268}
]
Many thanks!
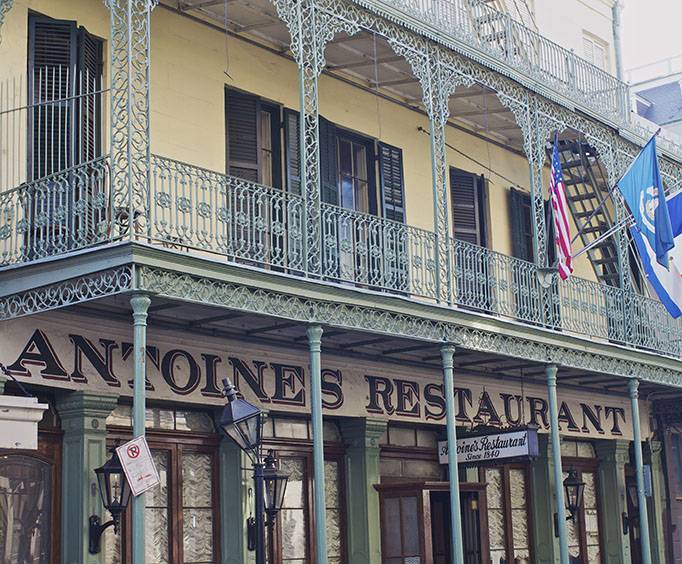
[{"left": 612, "top": 0, "right": 625, "bottom": 80}]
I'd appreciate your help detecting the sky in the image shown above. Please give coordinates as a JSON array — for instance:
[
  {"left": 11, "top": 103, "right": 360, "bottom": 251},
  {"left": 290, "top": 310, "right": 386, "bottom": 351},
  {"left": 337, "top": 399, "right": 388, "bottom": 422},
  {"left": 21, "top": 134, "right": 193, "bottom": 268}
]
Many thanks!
[{"left": 621, "top": 0, "right": 682, "bottom": 74}]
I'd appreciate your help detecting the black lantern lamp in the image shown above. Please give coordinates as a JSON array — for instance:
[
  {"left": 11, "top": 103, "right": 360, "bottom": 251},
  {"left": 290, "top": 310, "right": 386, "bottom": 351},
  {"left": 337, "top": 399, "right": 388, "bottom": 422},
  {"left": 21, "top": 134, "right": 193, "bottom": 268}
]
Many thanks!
[
  {"left": 219, "top": 378, "right": 262, "bottom": 459},
  {"left": 563, "top": 467, "right": 585, "bottom": 522},
  {"left": 263, "top": 450, "right": 289, "bottom": 524},
  {"left": 89, "top": 447, "right": 132, "bottom": 554}
]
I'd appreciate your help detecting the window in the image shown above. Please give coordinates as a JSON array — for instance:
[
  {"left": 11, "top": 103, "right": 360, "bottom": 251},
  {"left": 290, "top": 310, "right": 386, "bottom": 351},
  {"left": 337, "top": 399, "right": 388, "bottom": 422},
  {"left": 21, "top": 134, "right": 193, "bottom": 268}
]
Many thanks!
[
  {"left": 482, "top": 465, "right": 532, "bottom": 564},
  {"left": 583, "top": 34, "right": 609, "bottom": 71},
  {"left": 262, "top": 417, "right": 347, "bottom": 564},
  {"left": 105, "top": 412, "right": 219, "bottom": 564},
  {"left": 562, "top": 442, "right": 602, "bottom": 564},
  {"left": 225, "top": 89, "right": 282, "bottom": 188},
  {"left": 670, "top": 433, "right": 682, "bottom": 494},
  {"left": 28, "top": 15, "right": 104, "bottom": 180}
]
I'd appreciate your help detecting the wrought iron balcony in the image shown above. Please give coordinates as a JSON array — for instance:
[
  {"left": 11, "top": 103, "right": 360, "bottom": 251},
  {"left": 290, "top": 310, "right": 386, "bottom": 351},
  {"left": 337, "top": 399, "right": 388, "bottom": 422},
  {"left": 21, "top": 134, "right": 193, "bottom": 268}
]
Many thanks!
[
  {"left": 359, "top": 0, "right": 630, "bottom": 124},
  {"left": 1, "top": 155, "right": 679, "bottom": 357}
]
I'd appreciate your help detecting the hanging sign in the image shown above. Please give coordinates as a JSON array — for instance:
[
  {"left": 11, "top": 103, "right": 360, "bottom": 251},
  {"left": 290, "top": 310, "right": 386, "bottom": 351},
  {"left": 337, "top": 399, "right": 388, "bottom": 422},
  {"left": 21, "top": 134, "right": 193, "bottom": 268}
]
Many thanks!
[
  {"left": 438, "top": 426, "right": 539, "bottom": 465},
  {"left": 116, "top": 436, "right": 160, "bottom": 496}
]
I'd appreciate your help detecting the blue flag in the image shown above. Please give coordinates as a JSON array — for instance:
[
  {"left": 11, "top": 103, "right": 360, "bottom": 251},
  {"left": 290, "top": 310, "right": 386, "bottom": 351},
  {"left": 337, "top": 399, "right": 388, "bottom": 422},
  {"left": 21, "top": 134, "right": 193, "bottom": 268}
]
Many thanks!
[
  {"left": 618, "top": 136, "right": 674, "bottom": 268},
  {"left": 631, "top": 190, "right": 682, "bottom": 318}
]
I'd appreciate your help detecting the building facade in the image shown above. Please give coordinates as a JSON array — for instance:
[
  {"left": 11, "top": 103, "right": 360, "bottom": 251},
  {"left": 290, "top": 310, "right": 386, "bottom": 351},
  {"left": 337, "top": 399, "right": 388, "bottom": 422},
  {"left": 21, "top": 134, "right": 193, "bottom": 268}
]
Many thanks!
[{"left": 1, "top": 0, "right": 682, "bottom": 564}]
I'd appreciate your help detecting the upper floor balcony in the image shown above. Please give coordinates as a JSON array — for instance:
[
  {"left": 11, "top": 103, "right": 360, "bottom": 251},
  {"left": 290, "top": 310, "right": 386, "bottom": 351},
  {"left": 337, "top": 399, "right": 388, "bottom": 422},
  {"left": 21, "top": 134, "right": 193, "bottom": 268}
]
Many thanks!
[{"left": 0, "top": 0, "right": 681, "bottom": 361}]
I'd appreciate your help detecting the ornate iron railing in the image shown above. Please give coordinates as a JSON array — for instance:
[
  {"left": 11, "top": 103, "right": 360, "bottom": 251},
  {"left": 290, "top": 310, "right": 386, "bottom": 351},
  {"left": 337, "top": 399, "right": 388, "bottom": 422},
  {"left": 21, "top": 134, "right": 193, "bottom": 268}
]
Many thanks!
[
  {"left": 1, "top": 155, "right": 679, "bottom": 356},
  {"left": 368, "top": 0, "right": 630, "bottom": 123},
  {"left": 0, "top": 157, "right": 112, "bottom": 265}
]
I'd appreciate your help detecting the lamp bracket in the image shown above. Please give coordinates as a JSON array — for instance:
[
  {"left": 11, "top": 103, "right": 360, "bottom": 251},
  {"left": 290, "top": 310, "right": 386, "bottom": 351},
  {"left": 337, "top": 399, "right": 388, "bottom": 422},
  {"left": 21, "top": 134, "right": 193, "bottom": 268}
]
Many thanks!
[{"left": 88, "top": 515, "right": 116, "bottom": 555}]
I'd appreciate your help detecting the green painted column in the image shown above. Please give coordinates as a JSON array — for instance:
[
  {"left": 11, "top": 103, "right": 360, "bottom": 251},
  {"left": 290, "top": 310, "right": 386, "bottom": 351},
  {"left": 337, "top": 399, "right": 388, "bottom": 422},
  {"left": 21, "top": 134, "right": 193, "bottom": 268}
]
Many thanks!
[
  {"left": 131, "top": 294, "right": 151, "bottom": 564},
  {"left": 56, "top": 391, "right": 119, "bottom": 564},
  {"left": 546, "top": 364, "right": 569, "bottom": 564},
  {"left": 645, "top": 440, "right": 667, "bottom": 564},
  {"left": 595, "top": 439, "right": 631, "bottom": 563},
  {"left": 219, "top": 437, "right": 248, "bottom": 564},
  {"left": 340, "top": 418, "right": 387, "bottom": 564},
  {"left": 441, "top": 345, "right": 464, "bottom": 564},
  {"left": 629, "top": 379, "right": 652, "bottom": 564},
  {"left": 529, "top": 434, "right": 560, "bottom": 564},
  {"left": 307, "top": 325, "right": 328, "bottom": 564}
]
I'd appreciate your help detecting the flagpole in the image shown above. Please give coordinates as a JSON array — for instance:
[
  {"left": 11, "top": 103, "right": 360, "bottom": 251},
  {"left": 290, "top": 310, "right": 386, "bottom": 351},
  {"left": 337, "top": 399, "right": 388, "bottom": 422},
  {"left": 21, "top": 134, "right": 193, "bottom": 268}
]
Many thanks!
[{"left": 572, "top": 217, "right": 635, "bottom": 259}]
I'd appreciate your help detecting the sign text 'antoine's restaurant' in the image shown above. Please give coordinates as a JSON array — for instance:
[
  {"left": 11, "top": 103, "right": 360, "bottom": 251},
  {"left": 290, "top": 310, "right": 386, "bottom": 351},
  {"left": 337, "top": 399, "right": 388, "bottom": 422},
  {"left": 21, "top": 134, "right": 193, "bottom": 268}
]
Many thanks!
[{"left": 0, "top": 315, "right": 644, "bottom": 441}]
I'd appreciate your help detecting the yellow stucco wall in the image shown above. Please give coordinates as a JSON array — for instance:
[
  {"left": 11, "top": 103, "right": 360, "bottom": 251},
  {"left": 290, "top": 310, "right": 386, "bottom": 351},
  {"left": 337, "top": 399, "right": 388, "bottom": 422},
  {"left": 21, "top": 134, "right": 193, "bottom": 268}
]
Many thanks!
[{"left": 0, "top": 0, "right": 598, "bottom": 282}]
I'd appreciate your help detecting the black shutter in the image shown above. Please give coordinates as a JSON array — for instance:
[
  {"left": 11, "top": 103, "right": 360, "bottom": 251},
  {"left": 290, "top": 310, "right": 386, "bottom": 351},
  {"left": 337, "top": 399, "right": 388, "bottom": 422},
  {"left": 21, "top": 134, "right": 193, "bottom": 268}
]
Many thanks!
[
  {"left": 319, "top": 116, "right": 339, "bottom": 206},
  {"left": 225, "top": 89, "right": 260, "bottom": 182},
  {"left": 378, "top": 143, "right": 405, "bottom": 223},
  {"left": 284, "top": 109, "right": 301, "bottom": 195},
  {"left": 77, "top": 27, "right": 103, "bottom": 163},
  {"left": 28, "top": 16, "right": 77, "bottom": 179},
  {"left": 450, "top": 168, "right": 486, "bottom": 246},
  {"left": 509, "top": 187, "right": 534, "bottom": 262}
]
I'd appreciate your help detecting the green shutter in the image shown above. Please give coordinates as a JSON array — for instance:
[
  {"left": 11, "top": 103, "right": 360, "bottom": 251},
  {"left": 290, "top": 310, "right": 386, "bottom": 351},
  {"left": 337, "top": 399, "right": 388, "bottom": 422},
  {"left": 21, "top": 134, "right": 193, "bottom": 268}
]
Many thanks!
[
  {"left": 284, "top": 109, "right": 301, "bottom": 195},
  {"left": 509, "top": 187, "right": 534, "bottom": 262},
  {"left": 378, "top": 143, "right": 406, "bottom": 223},
  {"left": 77, "top": 27, "right": 103, "bottom": 162},
  {"left": 319, "top": 116, "right": 339, "bottom": 206},
  {"left": 450, "top": 168, "right": 486, "bottom": 246},
  {"left": 225, "top": 89, "right": 260, "bottom": 182}
]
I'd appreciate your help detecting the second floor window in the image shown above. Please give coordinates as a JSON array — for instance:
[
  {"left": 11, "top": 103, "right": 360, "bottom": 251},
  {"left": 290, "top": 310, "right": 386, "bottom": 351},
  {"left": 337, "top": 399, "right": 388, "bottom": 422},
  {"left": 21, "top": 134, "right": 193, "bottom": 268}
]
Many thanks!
[
  {"left": 225, "top": 91, "right": 406, "bottom": 224},
  {"left": 583, "top": 33, "right": 608, "bottom": 71},
  {"left": 510, "top": 187, "right": 534, "bottom": 262},
  {"left": 28, "top": 15, "right": 103, "bottom": 180}
]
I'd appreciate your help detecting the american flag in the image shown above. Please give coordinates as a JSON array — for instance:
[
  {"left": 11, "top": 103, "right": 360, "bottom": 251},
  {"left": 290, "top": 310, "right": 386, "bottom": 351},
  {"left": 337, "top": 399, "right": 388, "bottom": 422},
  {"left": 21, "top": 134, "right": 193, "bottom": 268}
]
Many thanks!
[{"left": 550, "top": 135, "right": 573, "bottom": 280}]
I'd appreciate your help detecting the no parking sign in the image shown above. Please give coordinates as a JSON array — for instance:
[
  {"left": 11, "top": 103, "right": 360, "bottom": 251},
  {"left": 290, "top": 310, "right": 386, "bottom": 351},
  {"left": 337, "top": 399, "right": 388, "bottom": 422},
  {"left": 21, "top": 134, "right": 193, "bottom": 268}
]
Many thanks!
[{"left": 116, "top": 436, "right": 160, "bottom": 496}]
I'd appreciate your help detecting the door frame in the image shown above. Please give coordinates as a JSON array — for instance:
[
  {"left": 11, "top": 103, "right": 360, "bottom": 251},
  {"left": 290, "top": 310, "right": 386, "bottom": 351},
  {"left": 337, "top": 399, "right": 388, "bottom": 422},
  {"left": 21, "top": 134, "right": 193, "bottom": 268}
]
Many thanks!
[{"left": 375, "top": 480, "right": 489, "bottom": 564}]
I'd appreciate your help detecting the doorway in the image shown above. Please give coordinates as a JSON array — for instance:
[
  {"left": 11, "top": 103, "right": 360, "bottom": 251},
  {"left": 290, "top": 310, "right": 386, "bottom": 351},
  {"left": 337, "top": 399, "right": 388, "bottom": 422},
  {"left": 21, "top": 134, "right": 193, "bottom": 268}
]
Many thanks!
[{"left": 377, "top": 481, "right": 489, "bottom": 564}]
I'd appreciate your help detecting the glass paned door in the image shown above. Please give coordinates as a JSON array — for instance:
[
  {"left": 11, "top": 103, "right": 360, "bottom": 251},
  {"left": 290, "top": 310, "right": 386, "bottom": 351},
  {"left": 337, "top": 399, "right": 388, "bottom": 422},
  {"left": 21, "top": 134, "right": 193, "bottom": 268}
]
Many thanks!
[
  {"left": 146, "top": 451, "right": 170, "bottom": 564},
  {"left": 182, "top": 453, "right": 214, "bottom": 564},
  {"left": 0, "top": 455, "right": 52, "bottom": 564}
]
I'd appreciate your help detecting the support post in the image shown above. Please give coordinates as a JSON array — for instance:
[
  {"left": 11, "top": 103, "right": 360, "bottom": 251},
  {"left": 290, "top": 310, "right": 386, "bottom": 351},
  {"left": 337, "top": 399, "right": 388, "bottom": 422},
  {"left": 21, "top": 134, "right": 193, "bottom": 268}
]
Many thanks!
[
  {"left": 441, "top": 345, "right": 464, "bottom": 564},
  {"left": 308, "top": 325, "right": 327, "bottom": 564},
  {"left": 105, "top": 0, "right": 156, "bottom": 239},
  {"left": 529, "top": 434, "right": 561, "bottom": 563},
  {"left": 131, "top": 294, "right": 151, "bottom": 564},
  {"left": 57, "top": 391, "right": 118, "bottom": 564},
  {"left": 217, "top": 426, "right": 248, "bottom": 564},
  {"left": 629, "top": 379, "right": 652, "bottom": 564},
  {"left": 340, "top": 418, "right": 387, "bottom": 564},
  {"left": 546, "top": 364, "right": 569, "bottom": 564},
  {"left": 595, "top": 439, "right": 631, "bottom": 563}
]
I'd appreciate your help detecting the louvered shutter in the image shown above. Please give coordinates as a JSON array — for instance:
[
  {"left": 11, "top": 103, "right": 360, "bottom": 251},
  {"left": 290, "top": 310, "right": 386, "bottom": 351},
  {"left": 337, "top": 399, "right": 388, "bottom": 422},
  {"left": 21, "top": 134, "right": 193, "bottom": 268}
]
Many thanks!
[
  {"left": 226, "top": 89, "right": 260, "bottom": 182},
  {"left": 450, "top": 168, "right": 486, "bottom": 246},
  {"left": 284, "top": 109, "right": 301, "bottom": 195},
  {"left": 509, "top": 187, "right": 534, "bottom": 262},
  {"left": 319, "top": 116, "right": 339, "bottom": 206},
  {"left": 28, "top": 17, "right": 77, "bottom": 179},
  {"left": 77, "top": 27, "right": 103, "bottom": 163},
  {"left": 378, "top": 143, "right": 405, "bottom": 223}
]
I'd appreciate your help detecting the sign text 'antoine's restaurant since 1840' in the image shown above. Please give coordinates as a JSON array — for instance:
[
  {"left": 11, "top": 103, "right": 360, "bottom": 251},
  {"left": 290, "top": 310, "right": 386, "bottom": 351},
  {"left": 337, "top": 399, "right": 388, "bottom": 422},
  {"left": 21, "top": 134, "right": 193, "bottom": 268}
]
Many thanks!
[{"left": 0, "top": 314, "right": 648, "bottom": 441}]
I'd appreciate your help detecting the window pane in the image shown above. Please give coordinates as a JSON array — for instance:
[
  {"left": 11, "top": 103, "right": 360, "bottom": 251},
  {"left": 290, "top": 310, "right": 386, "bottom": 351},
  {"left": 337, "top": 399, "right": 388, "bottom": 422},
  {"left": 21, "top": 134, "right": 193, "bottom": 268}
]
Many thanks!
[
  {"left": 281, "top": 508, "right": 307, "bottom": 560},
  {"left": 107, "top": 404, "right": 132, "bottom": 427},
  {"left": 274, "top": 418, "right": 309, "bottom": 439},
  {"left": 0, "top": 455, "right": 52, "bottom": 564},
  {"left": 145, "top": 408, "right": 174, "bottom": 430},
  {"left": 182, "top": 453, "right": 214, "bottom": 563},
  {"left": 383, "top": 497, "right": 402, "bottom": 557},
  {"left": 400, "top": 496, "right": 420, "bottom": 554},
  {"left": 146, "top": 451, "right": 170, "bottom": 564},
  {"left": 175, "top": 411, "right": 214, "bottom": 433}
]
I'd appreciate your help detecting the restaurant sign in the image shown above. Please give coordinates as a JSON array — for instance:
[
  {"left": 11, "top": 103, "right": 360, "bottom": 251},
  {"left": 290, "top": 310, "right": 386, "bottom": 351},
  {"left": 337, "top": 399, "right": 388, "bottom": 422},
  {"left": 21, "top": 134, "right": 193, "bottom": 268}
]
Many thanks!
[
  {"left": 438, "top": 427, "right": 539, "bottom": 465},
  {"left": 0, "top": 313, "right": 650, "bottom": 441}
]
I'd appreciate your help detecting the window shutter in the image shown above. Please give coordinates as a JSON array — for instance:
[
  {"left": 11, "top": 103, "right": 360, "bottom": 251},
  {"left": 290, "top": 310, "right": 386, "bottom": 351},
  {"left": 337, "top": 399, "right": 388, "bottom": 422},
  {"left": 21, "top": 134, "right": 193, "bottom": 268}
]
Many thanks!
[
  {"left": 378, "top": 143, "right": 405, "bottom": 223},
  {"left": 319, "top": 116, "right": 339, "bottom": 206},
  {"left": 225, "top": 89, "right": 260, "bottom": 182},
  {"left": 77, "top": 27, "right": 103, "bottom": 163},
  {"left": 509, "top": 187, "right": 534, "bottom": 262},
  {"left": 284, "top": 109, "right": 301, "bottom": 195},
  {"left": 450, "top": 168, "right": 485, "bottom": 246},
  {"left": 28, "top": 17, "right": 78, "bottom": 179}
]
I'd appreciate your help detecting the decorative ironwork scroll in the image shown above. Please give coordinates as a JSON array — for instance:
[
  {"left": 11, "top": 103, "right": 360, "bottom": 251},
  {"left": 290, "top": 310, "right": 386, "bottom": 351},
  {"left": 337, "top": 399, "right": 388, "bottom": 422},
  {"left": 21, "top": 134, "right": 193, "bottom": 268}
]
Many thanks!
[{"left": 0, "top": 0, "right": 13, "bottom": 44}]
